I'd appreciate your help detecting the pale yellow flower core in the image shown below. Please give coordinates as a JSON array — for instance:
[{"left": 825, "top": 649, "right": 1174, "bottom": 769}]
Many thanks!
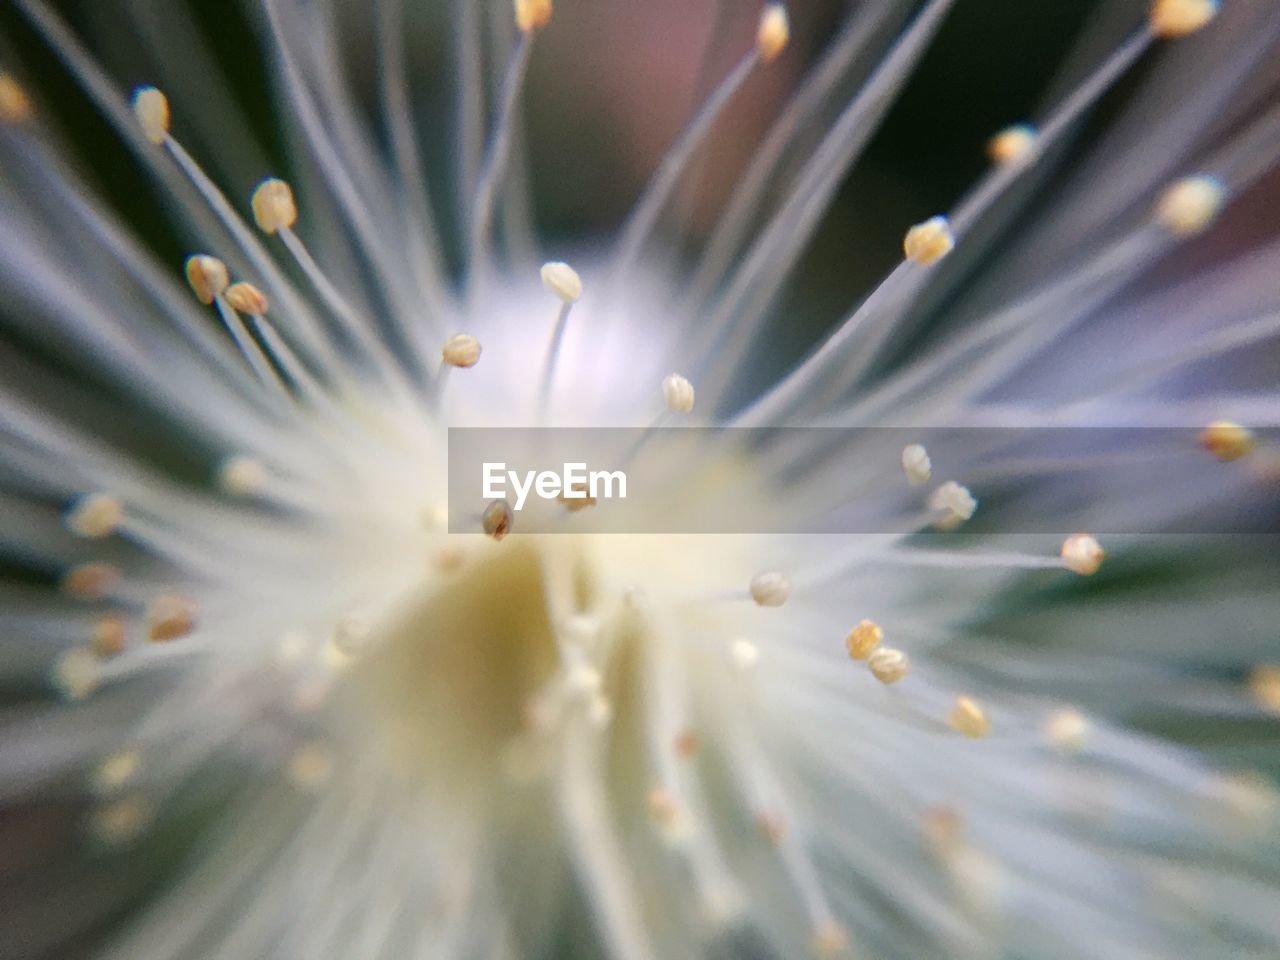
[
  {"left": 948, "top": 695, "right": 991, "bottom": 738},
  {"left": 1060, "top": 534, "right": 1104, "bottom": 575},
  {"left": 1149, "top": 0, "right": 1218, "bottom": 39},
  {"left": 845, "top": 619, "right": 883, "bottom": 660},
  {"left": 225, "top": 281, "right": 270, "bottom": 315},
  {"left": 442, "top": 334, "right": 483, "bottom": 369},
  {"left": 1200, "top": 420, "right": 1255, "bottom": 461},
  {"left": 868, "top": 647, "right": 910, "bottom": 684},
  {"left": 0, "top": 73, "right": 35, "bottom": 124},
  {"left": 252, "top": 178, "right": 298, "bottom": 234},
  {"left": 185, "top": 254, "right": 230, "bottom": 305},
  {"left": 131, "top": 86, "right": 170, "bottom": 144},
  {"left": 514, "top": 0, "right": 552, "bottom": 33},
  {"left": 903, "top": 216, "right": 955, "bottom": 265},
  {"left": 756, "top": 4, "right": 790, "bottom": 63}
]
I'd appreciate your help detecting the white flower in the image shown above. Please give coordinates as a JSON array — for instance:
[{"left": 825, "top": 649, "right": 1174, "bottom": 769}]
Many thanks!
[{"left": 1, "top": 2, "right": 1278, "bottom": 959}]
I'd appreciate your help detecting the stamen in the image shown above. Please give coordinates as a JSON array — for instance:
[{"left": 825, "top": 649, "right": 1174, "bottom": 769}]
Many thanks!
[
  {"left": 538, "top": 261, "right": 583, "bottom": 413},
  {"left": 756, "top": 4, "right": 791, "bottom": 63},
  {"left": 986, "top": 123, "right": 1038, "bottom": 165},
  {"left": 867, "top": 647, "right": 909, "bottom": 685},
  {"left": 224, "top": 281, "right": 270, "bottom": 317},
  {"left": 91, "top": 615, "right": 127, "bottom": 658},
  {"left": 53, "top": 647, "right": 100, "bottom": 700},
  {"left": 483, "top": 499, "right": 514, "bottom": 540},
  {"left": 0, "top": 73, "right": 35, "bottom": 124},
  {"left": 217, "top": 455, "right": 268, "bottom": 496},
  {"left": 1200, "top": 420, "right": 1255, "bottom": 461},
  {"left": 1060, "top": 534, "right": 1104, "bottom": 576},
  {"left": 903, "top": 215, "right": 955, "bottom": 265},
  {"left": 1155, "top": 175, "right": 1225, "bottom": 236},
  {"left": 947, "top": 696, "right": 991, "bottom": 738},
  {"left": 442, "top": 333, "right": 483, "bottom": 369},
  {"left": 1044, "top": 708, "right": 1089, "bottom": 753},
  {"left": 662, "top": 374, "right": 696, "bottom": 414},
  {"left": 928, "top": 480, "right": 977, "bottom": 523},
  {"left": 1148, "top": 0, "right": 1219, "bottom": 39},
  {"left": 514, "top": 0, "right": 552, "bottom": 33},
  {"left": 61, "top": 562, "right": 119, "bottom": 599},
  {"left": 65, "top": 493, "right": 124, "bottom": 539},
  {"left": 251, "top": 178, "right": 298, "bottom": 235},
  {"left": 750, "top": 571, "right": 792, "bottom": 607},
  {"left": 147, "top": 593, "right": 197, "bottom": 642},
  {"left": 130, "top": 85, "right": 169, "bottom": 144},
  {"left": 1248, "top": 666, "right": 1280, "bottom": 716},
  {"left": 845, "top": 619, "right": 882, "bottom": 660},
  {"left": 901, "top": 443, "right": 931, "bottom": 486},
  {"left": 184, "top": 254, "right": 230, "bottom": 305},
  {"left": 729, "top": 637, "right": 760, "bottom": 670}
]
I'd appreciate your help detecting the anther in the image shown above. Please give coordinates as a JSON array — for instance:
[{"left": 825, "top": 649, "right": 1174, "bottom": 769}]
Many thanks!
[
  {"left": 540, "top": 261, "right": 582, "bottom": 303},
  {"left": 1200, "top": 420, "right": 1255, "bottom": 462},
  {"left": 514, "top": 0, "right": 553, "bottom": 33},
  {"left": 1155, "top": 175, "right": 1224, "bottom": 237},
  {"left": 61, "top": 562, "right": 119, "bottom": 599},
  {"left": 1149, "top": 0, "right": 1219, "bottom": 39},
  {"left": 674, "top": 730, "right": 700, "bottom": 760},
  {"left": 947, "top": 695, "right": 991, "bottom": 738},
  {"left": 90, "top": 797, "right": 149, "bottom": 845},
  {"left": 91, "top": 615, "right": 127, "bottom": 658},
  {"left": 811, "top": 923, "right": 850, "bottom": 957},
  {"left": 901, "top": 444, "right": 931, "bottom": 486},
  {"left": 224, "top": 281, "right": 270, "bottom": 316},
  {"left": 756, "top": 4, "right": 791, "bottom": 63},
  {"left": 845, "top": 619, "right": 883, "bottom": 660},
  {"left": 750, "top": 571, "right": 792, "bottom": 607},
  {"left": 93, "top": 750, "right": 141, "bottom": 794},
  {"left": 1044, "top": 708, "right": 1089, "bottom": 753},
  {"left": 252, "top": 178, "right": 298, "bottom": 235},
  {"left": 929, "top": 480, "right": 977, "bottom": 522},
  {"left": 0, "top": 73, "right": 35, "bottom": 124},
  {"left": 1248, "top": 666, "right": 1280, "bottom": 716},
  {"left": 663, "top": 373, "right": 696, "bottom": 413},
  {"left": 647, "top": 786, "right": 680, "bottom": 827},
  {"left": 147, "top": 593, "right": 196, "bottom": 642},
  {"left": 218, "top": 455, "right": 268, "bottom": 496},
  {"left": 1060, "top": 534, "right": 1104, "bottom": 575},
  {"left": 53, "top": 647, "right": 100, "bottom": 700},
  {"left": 903, "top": 215, "right": 954, "bottom": 266},
  {"left": 442, "top": 334, "right": 483, "bottom": 369},
  {"left": 289, "top": 742, "right": 334, "bottom": 787},
  {"left": 986, "top": 124, "right": 1038, "bottom": 165},
  {"left": 131, "top": 86, "right": 169, "bottom": 143},
  {"left": 66, "top": 493, "right": 124, "bottom": 539},
  {"left": 184, "top": 254, "right": 230, "bottom": 305},
  {"left": 483, "top": 500, "right": 513, "bottom": 540},
  {"left": 867, "top": 647, "right": 909, "bottom": 685}
]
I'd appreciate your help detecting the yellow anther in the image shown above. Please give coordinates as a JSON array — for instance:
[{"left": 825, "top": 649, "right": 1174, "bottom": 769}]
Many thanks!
[
  {"left": 1156, "top": 175, "right": 1224, "bottom": 236},
  {"left": 0, "top": 73, "right": 35, "bottom": 124},
  {"left": 1200, "top": 420, "right": 1255, "bottom": 462},
  {"left": 91, "top": 615, "right": 128, "bottom": 658},
  {"left": 929, "top": 480, "right": 977, "bottom": 522},
  {"left": 66, "top": 493, "right": 124, "bottom": 539},
  {"left": 184, "top": 254, "right": 230, "bottom": 305},
  {"left": 514, "top": 0, "right": 552, "bottom": 33},
  {"left": 948, "top": 695, "right": 991, "bottom": 738},
  {"left": 442, "top": 333, "right": 483, "bottom": 368},
  {"left": 147, "top": 593, "right": 196, "bottom": 642},
  {"left": 867, "top": 646, "right": 909, "bottom": 684},
  {"left": 1044, "top": 707, "right": 1089, "bottom": 753},
  {"left": 61, "top": 562, "right": 119, "bottom": 599},
  {"left": 1060, "top": 533, "right": 1104, "bottom": 575},
  {"left": 902, "top": 443, "right": 931, "bottom": 486},
  {"left": 1149, "top": 0, "right": 1218, "bottom": 38},
  {"left": 224, "top": 281, "right": 269, "bottom": 315},
  {"left": 756, "top": 4, "right": 790, "bottom": 63},
  {"left": 750, "top": 570, "right": 791, "bottom": 607},
  {"left": 986, "top": 124, "right": 1038, "bottom": 165},
  {"left": 218, "top": 455, "right": 268, "bottom": 496},
  {"left": 845, "top": 619, "right": 883, "bottom": 660},
  {"left": 483, "top": 499, "right": 513, "bottom": 541},
  {"left": 93, "top": 750, "right": 141, "bottom": 794},
  {"left": 540, "top": 260, "right": 582, "bottom": 303},
  {"left": 903, "top": 215, "right": 954, "bottom": 265},
  {"left": 662, "top": 373, "right": 696, "bottom": 413},
  {"left": 131, "top": 86, "right": 169, "bottom": 144},
  {"left": 1248, "top": 666, "right": 1280, "bottom": 716},
  {"left": 53, "top": 647, "right": 100, "bottom": 700},
  {"left": 252, "top": 178, "right": 298, "bottom": 234}
]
